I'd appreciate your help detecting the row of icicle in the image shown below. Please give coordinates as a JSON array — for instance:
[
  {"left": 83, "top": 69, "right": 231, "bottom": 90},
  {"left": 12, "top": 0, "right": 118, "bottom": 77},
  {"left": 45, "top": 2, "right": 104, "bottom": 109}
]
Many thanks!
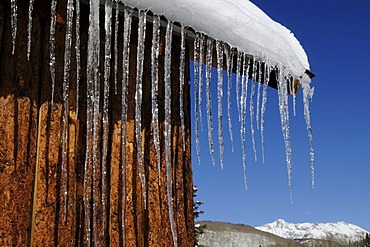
[{"left": 9, "top": 0, "right": 315, "bottom": 246}]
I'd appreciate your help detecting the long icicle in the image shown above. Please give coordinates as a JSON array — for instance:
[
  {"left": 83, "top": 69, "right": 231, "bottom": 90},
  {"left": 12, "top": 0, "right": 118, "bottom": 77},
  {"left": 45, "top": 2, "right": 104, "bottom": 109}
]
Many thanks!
[
  {"left": 60, "top": 0, "right": 74, "bottom": 223},
  {"left": 114, "top": 0, "right": 119, "bottom": 95},
  {"left": 256, "top": 62, "right": 262, "bottom": 131},
  {"left": 27, "top": 0, "right": 34, "bottom": 60},
  {"left": 302, "top": 83, "right": 315, "bottom": 188},
  {"left": 85, "top": 0, "right": 100, "bottom": 243},
  {"left": 249, "top": 61, "right": 258, "bottom": 162},
  {"left": 179, "top": 24, "right": 186, "bottom": 152},
  {"left": 277, "top": 68, "right": 293, "bottom": 202},
  {"left": 164, "top": 21, "right": 178, "bottom": 247},
  {"left": 121, "top": 7, "right": 132, "bottom": 246},
  {"left": 241, "top": 54, "right": 250, "bottom": 190},
  {"left": 75, "top": 0, "right": 81, "bottom": 119},
  {"left": 135, "top": 10, "right": 147, "bottom": 208},
  {"left": 224, "top": 45, "right": 234, "bottom": 151},
  {"left": 151, "top": 15, "right": 161, "bottom": 183},
  {"left": 216, "top": 40, "right": 224, "bottom": 169},
  {"left": 205, "top": 37, "right": 216, "bottom": 166},
  {"left": 235, "top": 52, "right": 242, "bottom": 122},
  {"left": 198, "top": 34, "right": 205, "bottom": 132},
  {"left": 240, "top": 53, "right": 247, "bottom": 123},
  {"left": 49, "top": 0, "right": 57, "bottom": 105},
  {"left": 102, "top": 0, "right": 113, "bottom": 242},
  {"left": 260, "top": 64, "right": 270, "bottom": 164},
  {"left": 10, "top": 0, "right": 17, "bottom": 54},
  {"left": 291, "top": 78, "right": 297, "bottom": 117},
  {"left": 193, "top": 34, "right": 201, "bottom": 165}
]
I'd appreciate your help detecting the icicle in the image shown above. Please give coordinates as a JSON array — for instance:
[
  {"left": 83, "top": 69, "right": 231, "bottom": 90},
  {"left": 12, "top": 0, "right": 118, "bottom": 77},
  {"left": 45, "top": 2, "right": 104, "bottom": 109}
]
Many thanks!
[
  {"left": 151, "top": 15, "right": 161, "bottom": 183},
  {"left": 10, "top": 0, "right": 17, "bottom": 54},
  {"left": 260, "top": 64, "right": 270, "bottom": 164},
  {"left": 277, "top": 67, "right": 293, "bottom": 200},
  {"left": 256, "top": 62, "right": 262, "bottom": 131},
  {"left": 85, "top": 0, "right": 100, "bottom": 243},
  {"left": 249, "top": 61, "right": 258, "bottom": 162},
  {"left": 179, "top": 24, "right": 186, "bottom": 152},
  {"left": 114, "top": 0, "right": 119, "bottom": 95},
  {"left": 291, "top": 78, "right": 297, "bottom": 117},
  {"left": 135, "top": 10, "right": 147, "bottom": 208},
  {"left": 60, "top": 0, "right": 74, "bottom": 223},
  {"left": 302, "top": 83, "right": 315, "bottom": 188},
  {"left": 121, "top": 7, "right": 132, "bottom": 246},
  {"left": 164, "top": 21, "right": 178, "bottom": 247},
  {"left": 75, "top": 0, "right": 81, "bottom": 119},
  {"left": 240, "top": 54, "right": 250, "bottom": 191},
  {"left": 241, "top": 54, "right": 250, "bottom": 137},
  {"left": 216, "top": 40, "right": 224, "bottom": 169},
  {"left": 27, "top": 0, "right": 34, "bottom": 60},
  {"left": 102, "top": 0, "right": 113, "bottom": 242},
  {"left": 224, "top": 45, "right": 234, "bottom": 152},
  {"left": 235, "top": 52, "right": 242, "bottom": 121},
  {"left": 205, "top": 37, "right": 216, "bottom": 166},
  {"left": 193, "top": 34, "right": 201, "bottom": 165},
  {"left": 240, "top": 53, "right": 247, "bottom": 123},
  {"left": 49, "top": 0, "right": 57, "bottom": 105},
  {"left": 198, "top": 34, "right": 205, "bottom": 132}
]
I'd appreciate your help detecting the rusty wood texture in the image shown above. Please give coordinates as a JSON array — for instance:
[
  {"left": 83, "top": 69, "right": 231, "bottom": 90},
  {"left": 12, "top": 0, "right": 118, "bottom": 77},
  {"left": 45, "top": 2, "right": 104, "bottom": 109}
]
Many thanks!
[{"left": 0, "top": 0, "right": 194, "bottom": 246}]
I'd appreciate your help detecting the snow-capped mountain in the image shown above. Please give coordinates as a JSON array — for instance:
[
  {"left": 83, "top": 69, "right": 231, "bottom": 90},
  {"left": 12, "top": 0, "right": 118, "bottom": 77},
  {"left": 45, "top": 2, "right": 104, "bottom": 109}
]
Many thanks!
[
  {"left": 197, "top": 221, "right": 301, "bottom": 247},
  {"left": 256, "top": 219, "right": 369, "bottom": 244}
]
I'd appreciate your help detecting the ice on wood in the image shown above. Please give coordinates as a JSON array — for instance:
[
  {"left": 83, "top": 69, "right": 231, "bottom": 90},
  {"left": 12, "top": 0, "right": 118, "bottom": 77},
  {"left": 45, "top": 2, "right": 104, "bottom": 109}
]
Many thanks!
[
  {"left": 198, "top": 34, "right": 205, "bottom": 131},
  {"left": 102, "top": 0, "right": 113, "bottom": 239},
  {"left": 10, "top": 0, "right": 17, "bottom": 54},
  {"left": 151, "top": 15, "right": 161, "bottom": 182},
  {"left": 179, "top": 24, "right": 186, "bottom": 152},
  {"left": 60, "top": 0, "right": 74, "bottom": 222},
  {"left": 49, "top": 0, "right": 57, "bottom": 105},
  {"left": 120, "top": 7, "right": 133, "bottom": 245},
  {"left": 114, "top": 0, "right": 119, "bottom": 94},
  {"left": 135, "top": 10, "right": 147, "bottom": 208},
  {"left": 75, "top": 0, "right": 81, "bottom": 119},
  {"left": 164, "top": 21, "right": 178, "bottom": 247},
  {"left": 27, "top": 0, "right": 34, "bottom": 60},
  {"left": 7, "top": 0, "right": 316, "bottom": 244},
  {"left": 84, "top": 0, "right": 100, "bottom": 243},
  {"left": 193, "top": 34, "right": 201, "bottom": 165}
]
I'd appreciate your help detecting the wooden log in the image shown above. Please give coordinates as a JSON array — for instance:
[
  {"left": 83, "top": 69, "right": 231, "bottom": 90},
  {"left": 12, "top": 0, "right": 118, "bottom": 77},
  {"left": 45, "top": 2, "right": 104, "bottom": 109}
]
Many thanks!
[{"left": 0, "top": 1, "right": 195, "bottom": 246}]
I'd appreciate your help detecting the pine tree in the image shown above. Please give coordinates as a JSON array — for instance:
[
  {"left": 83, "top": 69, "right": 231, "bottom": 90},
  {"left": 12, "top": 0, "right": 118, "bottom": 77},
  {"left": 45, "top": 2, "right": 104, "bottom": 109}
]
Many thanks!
[{"left": 193, "top": 186, "right": 206, "bottom": 247}]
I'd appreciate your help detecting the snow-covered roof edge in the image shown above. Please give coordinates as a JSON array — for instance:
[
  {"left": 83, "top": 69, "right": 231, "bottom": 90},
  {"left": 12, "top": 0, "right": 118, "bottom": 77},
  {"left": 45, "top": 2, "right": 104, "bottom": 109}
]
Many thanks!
[{"left": 119, "top": 0, "right": 311, "bottom": 84}]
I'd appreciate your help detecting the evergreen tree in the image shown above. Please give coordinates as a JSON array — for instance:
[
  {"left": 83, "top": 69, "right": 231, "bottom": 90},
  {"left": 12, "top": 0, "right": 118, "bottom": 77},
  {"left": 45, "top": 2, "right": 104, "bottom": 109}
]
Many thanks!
[{"left": 193, "top": 186, "right": 206, "bottom": 247}]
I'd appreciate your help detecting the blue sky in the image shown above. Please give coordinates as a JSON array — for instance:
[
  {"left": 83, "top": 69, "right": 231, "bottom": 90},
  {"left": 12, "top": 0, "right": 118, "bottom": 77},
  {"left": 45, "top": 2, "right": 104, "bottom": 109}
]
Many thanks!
[{"left": 191, "top": 0, "right": 370, "bottom": 231}]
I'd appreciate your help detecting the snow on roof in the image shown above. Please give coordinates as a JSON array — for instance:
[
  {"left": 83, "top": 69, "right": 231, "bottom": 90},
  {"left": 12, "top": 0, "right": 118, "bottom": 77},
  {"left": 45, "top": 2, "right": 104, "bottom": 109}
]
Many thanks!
[{"left": 119, "top": 0, "right": 310, "bottom": 83}]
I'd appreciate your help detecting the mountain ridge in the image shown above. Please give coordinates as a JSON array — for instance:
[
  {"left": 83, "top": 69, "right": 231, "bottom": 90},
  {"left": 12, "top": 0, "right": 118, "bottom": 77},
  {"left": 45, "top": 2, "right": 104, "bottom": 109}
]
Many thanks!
[
  {"left": 197, "top": 220, "right": 369, "bottom": 246},
  {"left": 256, "top": 219, "right": 369, "bottom": 244}
]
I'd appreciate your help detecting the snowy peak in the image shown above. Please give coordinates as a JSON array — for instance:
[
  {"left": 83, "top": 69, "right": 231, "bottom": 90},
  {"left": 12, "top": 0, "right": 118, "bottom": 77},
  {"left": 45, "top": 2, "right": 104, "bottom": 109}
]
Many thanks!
[{"left": 256, "top": 219, "right": 369, "bottom": 244}]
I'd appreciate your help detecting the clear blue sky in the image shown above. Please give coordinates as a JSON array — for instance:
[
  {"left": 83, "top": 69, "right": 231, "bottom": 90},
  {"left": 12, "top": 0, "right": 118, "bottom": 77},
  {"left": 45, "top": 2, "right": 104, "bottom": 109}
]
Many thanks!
[{"left": 191, "top": 0, "right": 370, "bottom": 231}]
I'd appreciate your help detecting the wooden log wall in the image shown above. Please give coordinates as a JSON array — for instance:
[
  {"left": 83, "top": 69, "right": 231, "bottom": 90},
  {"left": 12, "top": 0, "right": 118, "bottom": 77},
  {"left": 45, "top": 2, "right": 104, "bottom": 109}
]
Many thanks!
[{"left": 0, "top": 0, "right": 194, "bottom": 246}]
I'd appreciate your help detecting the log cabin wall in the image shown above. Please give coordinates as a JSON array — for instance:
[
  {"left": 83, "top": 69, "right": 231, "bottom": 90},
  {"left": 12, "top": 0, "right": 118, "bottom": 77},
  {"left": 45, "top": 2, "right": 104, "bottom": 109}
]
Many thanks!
[{"left": 0, "top": 0, "right": 194, "bottom": 246}]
